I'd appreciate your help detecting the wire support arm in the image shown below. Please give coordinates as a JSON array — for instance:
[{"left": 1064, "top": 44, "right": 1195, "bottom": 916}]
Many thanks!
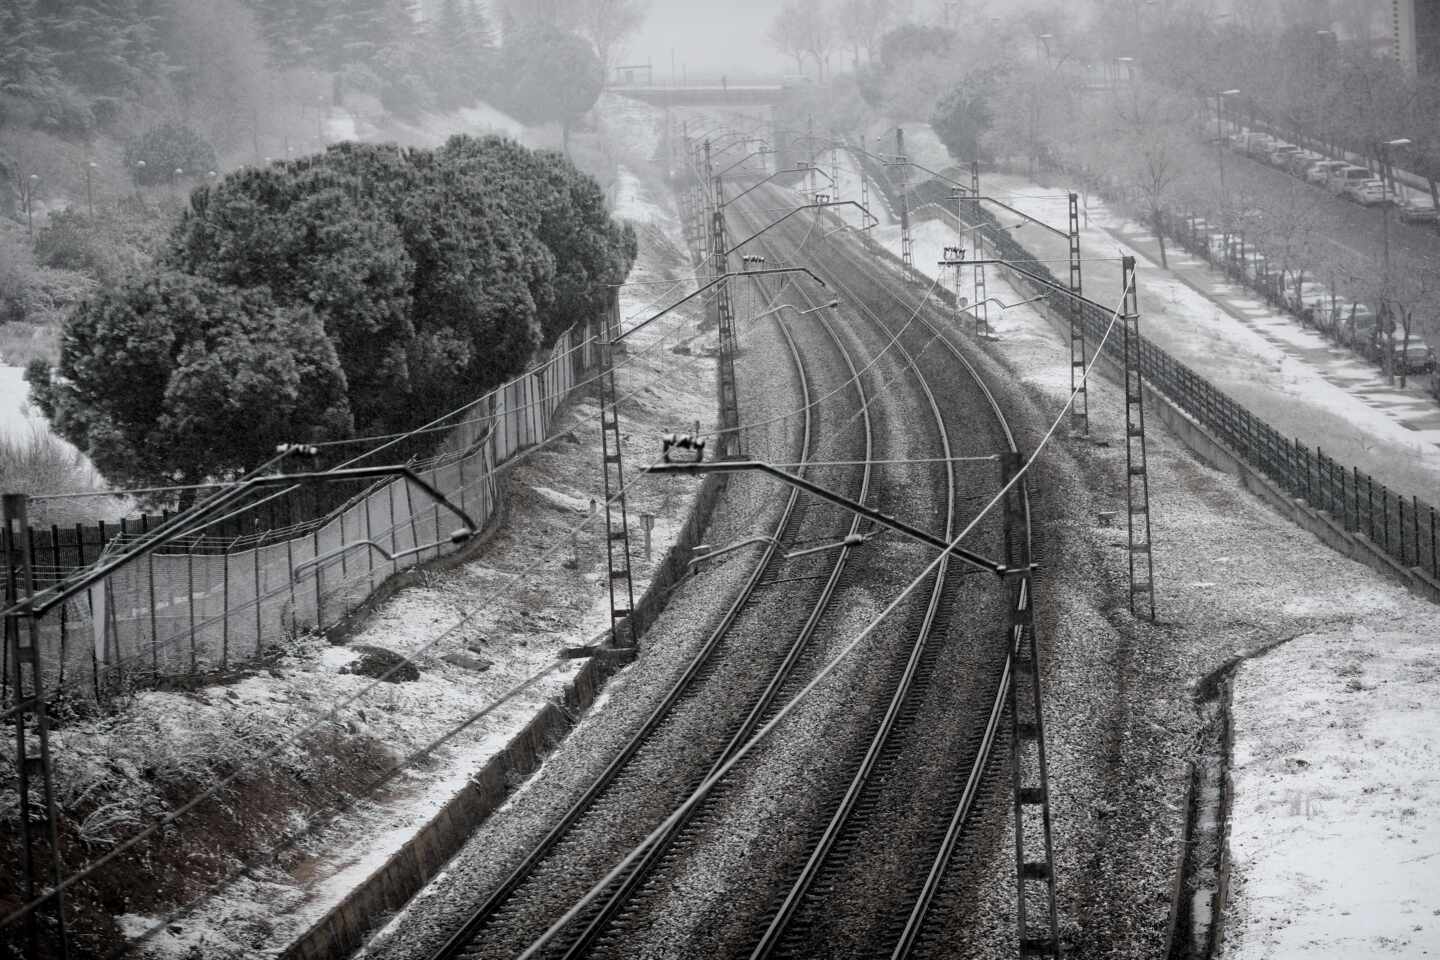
[
  {"left": 724, "top": 202, "right": 879, "bottom": 257},
  {"left": 950, "top": 195, "right": 1071, "bottom": 240},
  {"left": 615, "top": 267, "right": 828, "bottom": 343},
  {"left": 647, "top": 460, "right": 1022, "bottom": 577}
]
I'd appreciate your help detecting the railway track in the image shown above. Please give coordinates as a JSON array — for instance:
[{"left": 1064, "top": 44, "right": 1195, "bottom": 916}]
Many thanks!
[
  {"left": 425, "top": 204, "right": 880, "bottom": 960},
  {"left": 733, "top": 189, "right": 1032, "bottom": 958},
  {"left": 532, "top": 185, "right": 1027, "bottom": 959},
  {"left": 416, "top": 154, "right": 1042, "bottom": 960}
]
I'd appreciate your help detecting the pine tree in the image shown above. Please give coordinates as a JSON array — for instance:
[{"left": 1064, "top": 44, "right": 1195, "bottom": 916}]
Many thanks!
[{"left": 0, "top": 0, "right": 58, "bottom": 101}]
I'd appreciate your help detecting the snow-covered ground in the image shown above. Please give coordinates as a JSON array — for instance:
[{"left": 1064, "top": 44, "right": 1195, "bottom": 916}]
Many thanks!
[
  {"left": 0, "top": 366, "right": 50, "bottom": 441},
  {"left": 1224, "top": 625, "right": 1440, "bottom": 958}
]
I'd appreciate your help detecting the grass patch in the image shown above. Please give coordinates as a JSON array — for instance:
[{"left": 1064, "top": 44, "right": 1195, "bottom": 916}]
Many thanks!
[
  {"left": 0, "top": 320, "right": 58, "bottom": 367},
  {"left": 0, "top": 427, "right": 128, "bottom": 524}
]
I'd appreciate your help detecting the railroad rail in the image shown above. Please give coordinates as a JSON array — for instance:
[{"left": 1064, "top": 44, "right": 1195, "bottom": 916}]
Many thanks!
[
  {"left": 423, "top": 205, "right": 880, "bottom": 960},
  {"left": 737, "top": 187, "right": 1039, "bottom": 958}
]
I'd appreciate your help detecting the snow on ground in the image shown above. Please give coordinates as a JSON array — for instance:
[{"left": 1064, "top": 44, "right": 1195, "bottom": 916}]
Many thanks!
[
  {"left": 596, "top": 92, "right": 665, "bottom": 169},
  {"left": 1223, "top": 626, "right": 1440, "bottom": 959},
  {"left": 0, "top": 365, "right": 53, "bottom": 441},
  {"left": 968, "top": 170, "right": 1440, "bottom": 497}
]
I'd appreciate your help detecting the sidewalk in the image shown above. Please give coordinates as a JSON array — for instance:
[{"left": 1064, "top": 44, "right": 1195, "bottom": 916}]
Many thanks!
[{"left": 1101, "top": 217, "right": 1440, "bottom": 449}]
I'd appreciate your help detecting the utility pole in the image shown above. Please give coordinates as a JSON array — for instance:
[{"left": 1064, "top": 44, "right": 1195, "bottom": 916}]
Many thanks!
[
  {"left": 1000, "top": 453, "right": 1061, "bottom": 960},
  {"left": 1120, "top": 257, "right": 1156, "bottom": 621},
  {"left": 596, "top": 292, "right": 637, "bottom": 646},
  {"left": 1068, "top": 192, "right": 1088, "bottom": 436},
  {"left": 4, "top": 493, "right": 71, "bottom": 959},
  {"left": 709, "top": 144, "right": 741, "bottom": 459},
  {"left": 971, "top": 161, "right": 987, "bottom": 336},
  {"left": 807, "top": 115, "right": 817, "bottom": 202},
  {"left": 942, "top": 245, "right": 966, "bottom": 325},
  {"left": 898, "top": 128, "right": 913, "bottom": 275}
]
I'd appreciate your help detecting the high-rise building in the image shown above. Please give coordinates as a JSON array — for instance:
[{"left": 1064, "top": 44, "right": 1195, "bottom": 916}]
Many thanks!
[{"left": 1393, "top": 0, "right": 1440, "bottom": 76}]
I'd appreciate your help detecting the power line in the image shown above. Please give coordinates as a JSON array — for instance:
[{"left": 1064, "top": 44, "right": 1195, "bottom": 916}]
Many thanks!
[{"left": 514, "top": 272, "right": 1137, "bottom": 960}]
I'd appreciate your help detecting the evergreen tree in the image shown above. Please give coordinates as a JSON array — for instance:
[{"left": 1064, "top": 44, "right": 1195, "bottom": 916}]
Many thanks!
[
  {"left": 426, "top": 0, "right": 495, "bottom": 109},
  {"left": 39, "top": 0, "right": 168, "bottom": 96},
  {"left": 0, "top": 0, "right": 58, "bottom": 102},
  {"left": 27, "top": 271, "right": 352, "bottom": 491},
  {"left": 494, "top": 24, "right": 603, "bottom": 152}
]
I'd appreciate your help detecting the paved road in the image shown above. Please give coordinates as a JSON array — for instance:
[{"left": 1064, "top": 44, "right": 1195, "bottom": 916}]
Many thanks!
[{"left": 1201, "top": 145, "right": 1440, "bottom": 316}]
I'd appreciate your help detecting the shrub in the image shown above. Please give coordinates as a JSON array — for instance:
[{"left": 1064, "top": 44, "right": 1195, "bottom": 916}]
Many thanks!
[
  {"left": 0, "top": 230, "right": 37, "bottom": 323},
  {"left": 33, "top": 208, "right": 101, "bottom": 272},
  {"left": 0, "top": 425, "right": 123, "bottom": 525},
  {"left": 123, "top": 123, "right": 218, "bottom": 186}
]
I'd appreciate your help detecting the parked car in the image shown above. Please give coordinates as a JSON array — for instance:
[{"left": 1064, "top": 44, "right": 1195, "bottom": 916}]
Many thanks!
[
  {"left": 1336, "top": 303, "right": 1380, "bottom": 351},
  {"left": 1342, "top": 176, "right": 1387, "bottom": 205},
  {"left": 1287, "top": 150, "right": 1323, "bottom": 176},
  {"left": 1307, "top": 159, "right": 1347, "bottom": 186},
  {"left": 1244, "top": 133, "right": 1279, "bottom": 158},
  {"left": 1396, "top": 193, "right": 1439, "bottom": 224},
  {"left": 1383, "top": 338, "right": 1436, "bottom": 375},
  {"left": 1288, "top": 282, "right": 1331, "bottom": 324},
  {"left": 1267, "top": 143, "right": 1301, "bottom": 167},
  {"left": 1327, "top": 164, "right": 1373, "bottom": 195}
]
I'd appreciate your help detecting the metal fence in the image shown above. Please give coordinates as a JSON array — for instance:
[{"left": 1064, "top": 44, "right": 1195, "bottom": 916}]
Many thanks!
[
  {"left": 2, "top": 323, "right": 596, "bottom": 705},
  {"left": 858, "top": 153, "right": 1440, "bottom": 590}
]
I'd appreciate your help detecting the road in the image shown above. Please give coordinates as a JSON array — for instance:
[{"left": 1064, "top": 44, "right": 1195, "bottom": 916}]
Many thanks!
[{"left": 1205, "top": 145, "right": 1440, "bottom": 318}]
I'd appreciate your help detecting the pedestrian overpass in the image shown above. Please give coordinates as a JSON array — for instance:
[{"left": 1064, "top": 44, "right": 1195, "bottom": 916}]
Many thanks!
[{"left": 608, "top": 84, "right": 787, "bottom": 109}]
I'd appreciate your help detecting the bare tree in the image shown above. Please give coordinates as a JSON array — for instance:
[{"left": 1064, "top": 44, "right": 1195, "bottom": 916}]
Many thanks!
[
  {"left": 836, "top": 0, "right": 890, "bottom": 67},
  {"left": 802, "top": 3, "right": 839, "bottom": 81},
  {"left": 768, "top": 1, "right": 810, "bottom": 76},
  {"left": 573, "top": 0, "right": 648, "bottom": 80}
]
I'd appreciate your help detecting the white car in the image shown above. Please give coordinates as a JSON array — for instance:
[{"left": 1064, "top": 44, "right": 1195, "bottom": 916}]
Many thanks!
[
  {"left": 1341, "top": 174, "right": 1386, "bottom": 205},
  {"left": 1286, "top": 150, "right": 1322, "bottom": 176},
  {"left": 1267, "top": 143, "right": 1301, "bottom": 167},
  {"left": 1327, "top": 164, "right": 1373, "bottom": 195},
  {"left": 1306, "top": 159, "right": 1347, "bottom": 186}
]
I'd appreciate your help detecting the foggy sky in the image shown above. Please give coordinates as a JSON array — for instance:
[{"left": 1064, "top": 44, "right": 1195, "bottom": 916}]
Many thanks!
[{"left": 626, "top": 0, "right": 788, "bottom": 81}]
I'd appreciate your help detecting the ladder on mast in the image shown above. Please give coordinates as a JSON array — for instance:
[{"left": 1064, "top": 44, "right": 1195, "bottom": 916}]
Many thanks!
[{"left": 1121, "top": 256, "right": 1157, "bottom": 621}]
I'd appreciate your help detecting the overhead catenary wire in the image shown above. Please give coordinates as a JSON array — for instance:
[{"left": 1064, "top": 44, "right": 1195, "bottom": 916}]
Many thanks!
[
  {"left": 513, "top": 269, "right": 1137, "bottom": 960},
  {"left": 6, "top": 140, "right": 1042, "bottom": 936}
]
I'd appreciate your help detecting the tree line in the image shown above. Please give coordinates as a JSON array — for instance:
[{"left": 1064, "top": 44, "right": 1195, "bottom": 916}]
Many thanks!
[{"left": 26, "top": 137, "right": 637, "bottom": 498}]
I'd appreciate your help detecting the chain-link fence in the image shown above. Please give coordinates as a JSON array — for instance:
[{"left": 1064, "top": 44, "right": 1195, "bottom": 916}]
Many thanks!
[{"left": 3, "top": 322, "right": 595, "bottom": 707}]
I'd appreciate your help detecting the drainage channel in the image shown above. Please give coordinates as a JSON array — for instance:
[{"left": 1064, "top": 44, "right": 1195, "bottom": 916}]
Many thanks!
[{"left": 1165, "top": 635, "right": 1304, "bottom": 960}]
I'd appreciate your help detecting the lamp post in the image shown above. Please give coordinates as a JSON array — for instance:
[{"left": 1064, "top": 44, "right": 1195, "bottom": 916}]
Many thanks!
[
  {"left": 1379, "top": 136, "right": 1411, "bottom": 380},
  {"left": 1215, "top": 89, "right": 1240, "bottom": 194},
  {"left": 1036, "top": 33, "right": 1053, "bottom": 62},
  {"left": 23, "top": 173, "right": 38, "bottom": 236}
]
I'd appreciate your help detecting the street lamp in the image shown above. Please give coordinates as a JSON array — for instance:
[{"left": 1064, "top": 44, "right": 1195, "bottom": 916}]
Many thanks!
[
  {"left": 1379, "top": 136, "right": 1412, "bottom": 377},
  {"left": 23, "top": 174, "right": 38, "bottom": 235},
  {"left": 1215, "top": 89, "right": 1241, "bottom": 193}
]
